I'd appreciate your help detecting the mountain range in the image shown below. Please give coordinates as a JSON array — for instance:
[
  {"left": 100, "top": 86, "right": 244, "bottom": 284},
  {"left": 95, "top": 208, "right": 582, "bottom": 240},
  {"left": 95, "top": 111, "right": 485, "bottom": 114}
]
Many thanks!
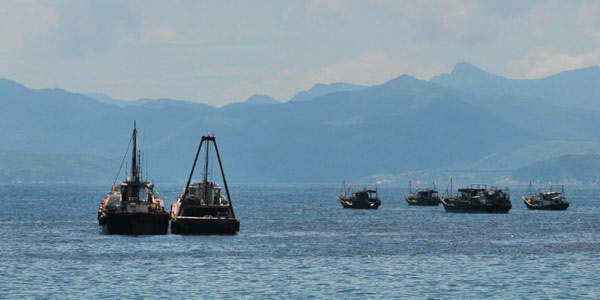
[
  {"left": 1, "top": 62, "right": 600, "bottom": 184},
  {"left": 431, "top": 62, "right": 600, "bottom": 111}
]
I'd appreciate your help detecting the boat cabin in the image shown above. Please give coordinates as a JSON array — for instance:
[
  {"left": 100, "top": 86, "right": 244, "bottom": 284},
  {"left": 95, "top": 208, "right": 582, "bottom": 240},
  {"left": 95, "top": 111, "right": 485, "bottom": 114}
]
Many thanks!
[
  {"left": 353, "top": 190, "right": 378, "bottom": 201},
  {"left": 119, "top": 182, "right": 153, "bottom": 202},
  {"left": 416, "top": 189, "right": 438, "bottom": 198},
  {"left": 185, "top": 181, "right": 227, "bottom": 205},
  {"left": 540, "top": 192, "right": 562, "bottom": 202},
  {"left": 457, "top": 186, "right": 486, "bottom": 198}
]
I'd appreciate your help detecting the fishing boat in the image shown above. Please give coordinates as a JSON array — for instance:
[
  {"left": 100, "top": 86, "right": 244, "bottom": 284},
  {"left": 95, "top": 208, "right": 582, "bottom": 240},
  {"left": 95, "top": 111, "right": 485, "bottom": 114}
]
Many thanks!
[
  {"left": 404, "top": 180, "right": 440, "bottom": 206},
  {"left": 97, "top": 122, "right": 169, "bottom": 235},
  {"left": 170, "top": 135, "right": 240, "bottom": 235},
  {"left": 337, "top": 181, "right": 381, "bottom": 209},
  {"left": 522, "top": 182, "right": 569, "bottom": 210},
  {"left": 440, "top": 179, "right": 512, "bottom": 213}
]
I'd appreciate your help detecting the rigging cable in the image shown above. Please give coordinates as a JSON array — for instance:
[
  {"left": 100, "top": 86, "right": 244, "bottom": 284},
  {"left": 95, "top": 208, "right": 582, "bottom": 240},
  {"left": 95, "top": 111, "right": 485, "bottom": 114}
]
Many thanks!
[{"left": 113, "top": 134, "right": 133, "bottom": 185}]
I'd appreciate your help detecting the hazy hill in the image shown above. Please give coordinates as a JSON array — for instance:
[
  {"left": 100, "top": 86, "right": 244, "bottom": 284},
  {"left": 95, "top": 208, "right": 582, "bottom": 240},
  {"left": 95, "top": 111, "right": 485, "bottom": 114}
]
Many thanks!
[
  {"left": 2, "top": 69, "right": 600, "bottom": 183},
  {"left": 212, "top": 75, "right": 538, "bottom": 182},
  {"left": 431, "top": 62, "right": 600, "bottom": 111},
  {"left": 0, "top": 150, "right": 117, "bottom": 183},
  {"left": 513, "top": 154, "right": 600, "bottom": 184},
  {"left": 243, "top": 94, "right": 280, "bottom": 104},
  {"left": 288, "top": 82, "right": 365, "bottom": 102},
  {"left": 85, "top": 92, "right": 129, "bottom": 107}
]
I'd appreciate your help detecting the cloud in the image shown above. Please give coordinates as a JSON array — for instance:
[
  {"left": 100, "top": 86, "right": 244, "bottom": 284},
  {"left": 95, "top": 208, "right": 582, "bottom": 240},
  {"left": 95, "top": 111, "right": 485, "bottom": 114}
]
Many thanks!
[
  {"left": 196, "top": 65, "right": 240, "bottom": 77},
  {"left": 0, "top": 1, "right": 59, "bottom": 53},
  {"left": 308, "top": 0, "right": 346, "bottom": 13},
  {"left": 281, "top": 4, "right": 297, "bottom": 20},
  {"left": 578, "top": 2, "right": 600, "bottom": 42},
  {"left": 50, "top": 1, "right": 140, "bottom": 57},
  {"left": 377, "top": 0, "right": 500, "bottom": 45},
  {"left": 506, "top": 46, "right": 600, "bottom": 78},
  {"left": 139, "top": 27, "right": 201, "bottom": 45}
]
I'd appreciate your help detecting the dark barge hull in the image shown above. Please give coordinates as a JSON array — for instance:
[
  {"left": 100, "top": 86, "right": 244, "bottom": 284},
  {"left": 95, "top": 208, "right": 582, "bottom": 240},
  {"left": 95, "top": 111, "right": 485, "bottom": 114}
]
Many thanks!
[
  {"left": 404, "top": 195, "right": 440, "bottom": 206},
  {"left": 338, "top": 197, "right": 381, "bottom": 209},
  {"left": 102, "top": 212, "right": 170, "bottom": 235},
  {"left": 171, "top": 217, "right": 240, "bottom": 235},
  {"left": 523, "top": 201, "right": 569, "bottom": 210},
  {"left": 441, "top": 200, "right": 511, "bottom": 213}
]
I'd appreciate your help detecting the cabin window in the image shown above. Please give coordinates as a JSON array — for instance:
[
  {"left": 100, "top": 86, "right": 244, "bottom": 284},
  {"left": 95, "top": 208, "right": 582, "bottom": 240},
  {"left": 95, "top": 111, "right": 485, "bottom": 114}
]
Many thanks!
[
  {"left": 120, "top": 186, "right": 127, "bottom": 200},
  {"left": 139, "top": 187, "right": 149, "bottom": 201}
]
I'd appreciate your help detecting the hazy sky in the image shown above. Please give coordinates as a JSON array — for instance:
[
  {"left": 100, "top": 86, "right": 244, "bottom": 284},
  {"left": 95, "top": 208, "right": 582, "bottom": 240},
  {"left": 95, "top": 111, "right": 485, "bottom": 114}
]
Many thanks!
[{"left": 1, "top": 0, "right": 599, "bottom": 106}]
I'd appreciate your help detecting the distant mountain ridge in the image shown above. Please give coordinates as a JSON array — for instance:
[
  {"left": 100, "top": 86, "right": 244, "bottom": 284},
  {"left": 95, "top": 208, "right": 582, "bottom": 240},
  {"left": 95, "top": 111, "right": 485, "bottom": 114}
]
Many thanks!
[
  {"left": 513, "top": 154, "right": 600, "bottom": 184},
  {"left": 288, "top": 82, "right": 365, "bottom": 102},
  {"left": 0, "top": 149, "right": 116, "bottom": 183},
  {"left": 85, "top": 92, "right": 129, "bottom": 107},
  {"left": 431, "top": 62, "right": 600, "bottom": 110},
  {"left": 243, "top": 94, "right": 280, "bottom": 104},
  {"left": 2, "top": 61, "right": 600, "bottom": 183}
]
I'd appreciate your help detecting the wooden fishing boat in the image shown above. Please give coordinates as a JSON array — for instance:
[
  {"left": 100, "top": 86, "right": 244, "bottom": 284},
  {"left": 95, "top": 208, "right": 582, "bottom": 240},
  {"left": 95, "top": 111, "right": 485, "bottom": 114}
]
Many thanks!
[
  {"left": 522, "top": 182, "right": 569, "bottom": 210},
  {"left": 404, "top": 180, "right": 440, "bottom": 206},
  {"left": 337, "top": 181, "right": 381, "bottom": 209},
  {"left": 97, "top": 122, "right": 169, "bottom": 235},
  {"left": 170, "top": 135, "right": 240, "bottom": 235},
  {"left": 440, "top": 179, "right": 511, "bottom": 213}
]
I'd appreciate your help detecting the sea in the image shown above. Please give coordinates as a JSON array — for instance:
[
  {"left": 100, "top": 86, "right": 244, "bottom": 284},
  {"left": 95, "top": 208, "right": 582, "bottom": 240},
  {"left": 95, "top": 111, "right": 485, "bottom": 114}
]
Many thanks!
[{"left": 0, "top": 184, "right": 598, "bottom": 299}]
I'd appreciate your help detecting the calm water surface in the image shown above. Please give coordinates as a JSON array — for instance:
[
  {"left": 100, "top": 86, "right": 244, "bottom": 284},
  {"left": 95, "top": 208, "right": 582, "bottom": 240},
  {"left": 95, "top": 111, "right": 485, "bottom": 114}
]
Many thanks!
[{"left": 0, "top": 184, "right": 598, "bottom": 299}]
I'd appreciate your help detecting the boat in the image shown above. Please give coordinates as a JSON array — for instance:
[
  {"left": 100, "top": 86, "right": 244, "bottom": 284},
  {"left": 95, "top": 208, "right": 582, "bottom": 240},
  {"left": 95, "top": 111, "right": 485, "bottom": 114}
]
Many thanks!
[
  {"left": 170, "top": 135, "right": 240, "bottom": 235},
  {"left": 440, "top": 179, "right": 512, "bottom": 213},
  {"left": 337, "top": 180, "right": 381, "bottom": 209},
  {"left": 404, "top": 180, "right": 440, "bottom": 206},
  {"left": 97, "top": 122, "right": 169, "bottom": 235},
  {"left": 522, "top": 182, "right": 569, "bottom": 210}
]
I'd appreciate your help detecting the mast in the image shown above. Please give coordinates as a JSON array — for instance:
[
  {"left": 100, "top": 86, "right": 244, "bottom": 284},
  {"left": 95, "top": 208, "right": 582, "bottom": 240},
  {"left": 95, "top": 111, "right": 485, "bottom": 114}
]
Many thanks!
[
  {"left": 129, "top": 121, "right": 139, "bottom": 200},
  {"left": 409, "top": 180, "right": 412, "bottom": 194},
  {"left": 203, "top": 140, "right": 210, "bottom": 202},
  {"left": 450, "top": 177, "right": 453, "bottom": 197},
  {"left": 131, "top": 121, "right": 138, "bottom": 183}
]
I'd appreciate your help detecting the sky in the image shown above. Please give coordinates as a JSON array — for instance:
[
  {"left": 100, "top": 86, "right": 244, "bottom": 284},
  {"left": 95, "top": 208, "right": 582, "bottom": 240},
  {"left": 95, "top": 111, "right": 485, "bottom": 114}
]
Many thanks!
[{"left": 1, "top": 0, "right": 600, "bottom": 106}]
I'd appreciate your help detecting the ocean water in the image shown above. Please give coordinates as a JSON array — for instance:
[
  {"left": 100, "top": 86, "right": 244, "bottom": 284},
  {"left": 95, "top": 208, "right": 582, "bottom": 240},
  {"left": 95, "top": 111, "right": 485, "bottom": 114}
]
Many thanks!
[{"left": 0, "top": 184, "right": 598, "bottom": 299}]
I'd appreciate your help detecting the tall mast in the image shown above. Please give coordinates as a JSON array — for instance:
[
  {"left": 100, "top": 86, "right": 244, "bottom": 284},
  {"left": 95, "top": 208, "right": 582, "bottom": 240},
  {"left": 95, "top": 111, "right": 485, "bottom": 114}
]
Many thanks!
[
  {"left": 203, "top": 140, "right": 210, "bottom": 184},
  {"left": 131, "top": 121, "right": 138, "bottom": 183},
  {"left": 203, "top": 140, "right": 210, "bottom": 202}
]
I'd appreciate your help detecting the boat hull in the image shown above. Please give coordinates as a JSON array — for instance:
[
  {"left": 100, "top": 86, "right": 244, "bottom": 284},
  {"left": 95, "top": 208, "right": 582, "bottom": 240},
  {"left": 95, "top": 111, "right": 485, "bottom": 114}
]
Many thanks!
[
  {"left": 102, "top": 212, "right": 170, "bottom": 235},
  {"left": 338, "top": 197, "right": 381, "bottom": 209},
  {"left": 523, "top": 199, "right": 569, "bottom": 210},
  {"left": 171, "top": 217, "right": 240, "bottom": 235},
  {"left": 404, "top": 195, "right": 440, "bottom": 206},
  {"left": 441, "top": 198, "right": 511, "bottom": 213}
]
